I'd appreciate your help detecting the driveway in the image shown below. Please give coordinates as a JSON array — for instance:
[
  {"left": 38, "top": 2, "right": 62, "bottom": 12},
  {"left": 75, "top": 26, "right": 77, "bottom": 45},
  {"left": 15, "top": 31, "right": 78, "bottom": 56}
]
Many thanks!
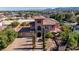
[
  {"left": 3, "top": 37, "right": 43, "bottom": 51},
  {"left": 3, "top": 37, "right": 33, "bottom": 51}
]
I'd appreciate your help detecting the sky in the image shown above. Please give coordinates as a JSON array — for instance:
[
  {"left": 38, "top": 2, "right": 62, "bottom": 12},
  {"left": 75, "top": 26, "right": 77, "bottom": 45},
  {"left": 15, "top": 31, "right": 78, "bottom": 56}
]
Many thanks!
[{"left": 0, "top": 0, "right": 78, "bottom": 11}]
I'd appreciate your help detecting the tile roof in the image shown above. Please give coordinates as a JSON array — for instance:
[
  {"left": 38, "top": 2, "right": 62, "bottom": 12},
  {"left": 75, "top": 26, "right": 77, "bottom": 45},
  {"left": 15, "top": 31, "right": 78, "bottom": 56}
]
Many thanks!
[
  {"left": 50, "top": 28, "right": 61, "bottom": 33},
  {"left": 43, "top": 18, "right": 59, "bottom": 25},
  {"left": 33, "top": 15, "right": 59, "bottom": 25}
]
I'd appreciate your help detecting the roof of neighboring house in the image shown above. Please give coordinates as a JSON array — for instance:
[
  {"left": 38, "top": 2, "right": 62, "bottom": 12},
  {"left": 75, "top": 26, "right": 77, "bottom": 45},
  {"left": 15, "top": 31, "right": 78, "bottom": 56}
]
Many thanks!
[{"left": 43, "top": 18, "right": 59, "bottom": 25}]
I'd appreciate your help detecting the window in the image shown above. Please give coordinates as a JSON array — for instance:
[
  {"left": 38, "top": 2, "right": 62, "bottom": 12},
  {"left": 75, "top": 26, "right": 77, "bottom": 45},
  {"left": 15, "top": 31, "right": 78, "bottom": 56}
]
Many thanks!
[
  {"left": 37, "top": 32, "right": 41, "bottom": 37},
  {"left": 52, "top": 25, "right": 54, "bottom": 27},
  {"left": 37, "top": 26, "right": 41, "bottom": 30},
  {"left": 45, "top": 26, "right": 48, "bottom": 29},
  {"left": 37, "top": 20, "right": 41, "bottom": 23}
]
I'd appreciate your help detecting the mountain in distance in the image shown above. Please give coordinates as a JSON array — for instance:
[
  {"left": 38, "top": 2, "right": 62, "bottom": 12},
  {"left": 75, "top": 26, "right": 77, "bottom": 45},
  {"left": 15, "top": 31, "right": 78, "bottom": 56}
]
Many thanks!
[
  {"left": 0, "top": 7, "right": 49, "bottom": 11},
  {"left": 0, "top": 7, "right": 79, "bottom": 11},
  {"left": 43, "top": 7, "right": 79, "bottom": 12},
  {"left": 54, "top": 7, "right": 79, "bottom": 11},
  {"left": 42, "top": 8, "right": 54, "bottom": 12}
]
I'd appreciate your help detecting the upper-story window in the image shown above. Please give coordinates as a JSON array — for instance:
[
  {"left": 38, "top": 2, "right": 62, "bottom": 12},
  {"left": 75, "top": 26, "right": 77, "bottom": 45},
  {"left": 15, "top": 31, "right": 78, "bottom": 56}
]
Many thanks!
[
  {"left": 52, "top": 25, "right": 54, "bottom": 28},
  {"left": 45, "top": 26, "right": 48, "bottom": 29},
  {"left": 37, "top": 20, "right": 41, "bottom": 23},
  {"left": 37, "top": 26, "right": 41, "bottom": 30}
]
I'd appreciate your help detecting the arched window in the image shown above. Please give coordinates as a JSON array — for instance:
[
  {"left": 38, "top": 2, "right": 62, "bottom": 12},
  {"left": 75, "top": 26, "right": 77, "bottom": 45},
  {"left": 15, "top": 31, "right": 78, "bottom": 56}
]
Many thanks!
[
  {"left": 37, "top": 26, "right": 41, "bottom": 30},
  {"left": 37, "top": 32, "right": 41, "bottom": 37}
]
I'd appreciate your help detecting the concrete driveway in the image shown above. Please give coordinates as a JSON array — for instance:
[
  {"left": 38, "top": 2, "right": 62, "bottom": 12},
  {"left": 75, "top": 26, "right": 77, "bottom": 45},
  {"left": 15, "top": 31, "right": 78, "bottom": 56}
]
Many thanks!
[
  {"left": 3, "top": 37, "right": 33, "bottom": 51},
  {"left": 3, "top": 37, "right": 43, "bottom": 51}
]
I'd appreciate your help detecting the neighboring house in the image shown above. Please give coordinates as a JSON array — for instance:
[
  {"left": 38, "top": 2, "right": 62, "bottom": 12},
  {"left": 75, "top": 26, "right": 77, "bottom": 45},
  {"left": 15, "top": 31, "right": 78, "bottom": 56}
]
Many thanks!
[
  {"left": 73, "top": 24, "right": 79, "bottom": 33},
  {"left": 0, "top": 21, "right": 3, "bottom": 30},
  {"left": 0, "top": 20, "right": 7, "bottom": 31},
  {"left": 0, "top": 20, "right": 3, "bottom": 27}
]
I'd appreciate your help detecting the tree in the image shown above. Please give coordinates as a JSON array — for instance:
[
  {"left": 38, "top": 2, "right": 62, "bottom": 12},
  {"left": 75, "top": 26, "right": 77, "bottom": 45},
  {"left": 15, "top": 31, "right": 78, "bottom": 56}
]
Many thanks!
[
  {"left": 67, "top": 32, "right": 78, "bottom": 49},
  {"left": 76, "top": 16, "right": 79, "bottom": 24},
  {"left": 0, "top": 35, "right": 8, "bottom": 50},
  {"left": 10, "top": 21, "right": 19, "bottom": 28},
  {"left": 59, "top": 25, "right": 71, "bottom": 47},
  {"left": 45, "top": 32, "right": 53, "bottom": 39},
  {"left": 69, "top": 16, "right": 76, "bottom": 23},
  {"left": 0, "top": 28, "right": 18, "bottom": 50},
  {"left": 45, "top": 32, "right": 59, "bottom": 50},
  {"left": 59, "top": 31, "right": 68, "bottom": 41},
  {"left": 50, "top": 14, "right": 56, "bottom": 19},
  {"left": 50, "top": 14, "right": 65, "bottom": 22},
  {"left": 61, "top": 24, "right": 72, "bottom": 33},
  {"left": 59, "top": 24, "right": 76, "bottom": 50},
  {"left": 24, "top": 14, "right": 28, "bottom": 19},
  {"left": 3, "top": 28, "right": 18, "bottom": 43},
  {"left": 59, "top": 23, "right": 79, "bottom": 50},
  {"left": 64, "top": 13, "right": 73, "bottom": 22},
  {"left": 75, "top": 12, "right": 79, "bottom": 16}
]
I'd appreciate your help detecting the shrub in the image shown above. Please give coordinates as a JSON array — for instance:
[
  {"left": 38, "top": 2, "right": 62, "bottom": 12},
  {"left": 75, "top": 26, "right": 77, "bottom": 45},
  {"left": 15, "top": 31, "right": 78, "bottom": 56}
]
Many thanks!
[
  {"left": 45, "top": 32, "right": 53, "bottom": 38},
  {"left": 68, "top": 32, "right": 78, "bottom": 49},
  {"left": 0, "top": 35, "right": 8, "bottom": 50},
  {"left": 3, "top": 28, "right": 18, "bottom": 43},
  {"left": 0, "top": 28, "right": 18, "bottom": 50}
]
